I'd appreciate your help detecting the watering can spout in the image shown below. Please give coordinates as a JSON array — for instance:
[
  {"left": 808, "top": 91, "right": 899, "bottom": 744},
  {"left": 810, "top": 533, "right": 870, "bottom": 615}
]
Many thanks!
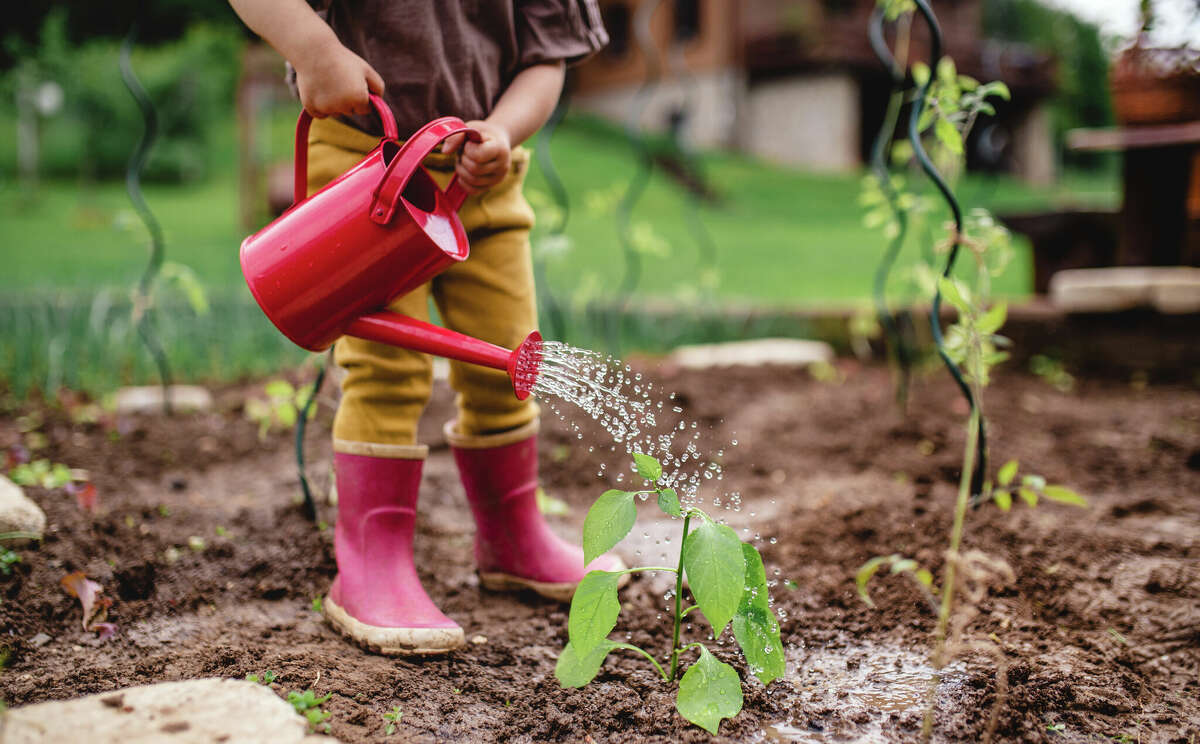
[{"left": 347, "top": 313, "right": 543, "bottom": 400}]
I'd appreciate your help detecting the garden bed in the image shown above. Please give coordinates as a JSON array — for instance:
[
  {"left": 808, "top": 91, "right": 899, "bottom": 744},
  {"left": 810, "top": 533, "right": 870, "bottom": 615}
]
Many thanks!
[{"left": 1, "top": 362, "right": 1197, "bottom": 742}]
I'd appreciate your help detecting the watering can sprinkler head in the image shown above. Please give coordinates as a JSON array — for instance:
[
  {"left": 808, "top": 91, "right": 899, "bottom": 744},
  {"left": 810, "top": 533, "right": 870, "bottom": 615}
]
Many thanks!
[
  {"left": 239, "top": 97, "right": 542, "bottom": 401},
  {"left": 508, "top": 331, "right": 544, "bottom": 401}
]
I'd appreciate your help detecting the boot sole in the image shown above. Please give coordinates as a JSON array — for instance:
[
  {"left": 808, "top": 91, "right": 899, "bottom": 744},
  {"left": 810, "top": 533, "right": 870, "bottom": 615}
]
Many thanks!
[
  {"left": 479, "top": 557, "right": 632, "bottom": 603},
  {"left": 324, "top": 596, "right": 465, "bottom": 656}
]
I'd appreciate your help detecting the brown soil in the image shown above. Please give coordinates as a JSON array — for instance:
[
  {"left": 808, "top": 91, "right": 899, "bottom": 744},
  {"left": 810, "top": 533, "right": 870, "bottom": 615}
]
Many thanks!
[{"left": 1, "top": 362, "right": 1197, "bottom": 743}]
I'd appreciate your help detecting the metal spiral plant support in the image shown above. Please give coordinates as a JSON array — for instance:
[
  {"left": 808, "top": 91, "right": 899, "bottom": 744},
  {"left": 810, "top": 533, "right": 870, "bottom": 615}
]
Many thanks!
[
  {"left": 605, "top": 0, "right": 663, "bottom": 353},
  {"left": 909, "top": 0, "right": 987, "bottom": 498},
  {"left": 294, "top": 352, "right": 329, "bottom": 522},
  {"left": 532, "top": 93, "right": 572, "bottom": 343},
  {"left": 120, "top": 31, "right": 174, "bottom": 415},
  {"left": 867, "top": 6, "right": 915, "bottom": 409}
]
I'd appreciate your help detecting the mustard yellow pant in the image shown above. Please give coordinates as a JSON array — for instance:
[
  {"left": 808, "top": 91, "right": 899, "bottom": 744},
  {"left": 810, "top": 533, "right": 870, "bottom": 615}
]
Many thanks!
[{"left": 306, "top": 117, "right": 539, "bottom": 445}]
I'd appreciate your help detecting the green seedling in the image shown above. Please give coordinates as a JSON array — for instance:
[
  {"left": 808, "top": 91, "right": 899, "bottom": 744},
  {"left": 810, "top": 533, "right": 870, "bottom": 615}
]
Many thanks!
[
  {"left": 245, "top": 380, "right": 316, "bottom": 440},
  {"left": 0, "top": 550, "right": 20, "bottom": 576},
  {"left": 311, "top": 596, "right": 324, "bottom": 613},
  {"left": 1029, "top": 355, "right": 1075, "bottom": 393},
  {"left": 246, "top": 670, "right": 277, "bottom": 685},
  {"left": 8, "top": 459, "right": 73, "bottom": 490},
  {"left": 382, "top": 705, "right": 402, "bottom": 735},
  {"left": 0, "top": 532, "right": 39, "bottom": 577},
  {"left": 556, "top": 452, "right": 784, "bottom": 735},
  {"left": 287, "top": 689, "right": 332, "bottom": 733}
]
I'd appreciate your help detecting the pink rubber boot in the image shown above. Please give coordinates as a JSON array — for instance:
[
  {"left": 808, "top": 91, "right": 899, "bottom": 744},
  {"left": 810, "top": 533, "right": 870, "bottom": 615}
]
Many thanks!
[
  {"left": 323, "top": 441, "right": 465, "bottom": 655},
  {"left": 444, "top": 420, "right": 627, "bottom": 602}
]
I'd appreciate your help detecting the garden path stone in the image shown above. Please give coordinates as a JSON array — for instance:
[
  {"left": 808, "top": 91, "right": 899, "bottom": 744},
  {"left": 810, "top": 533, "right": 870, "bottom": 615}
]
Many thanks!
[
  {"left": 0, "top": 474, "right": 45, "bottom": 543},
  {"left": 668, "top": 338, "right": 834, "bottom": 369},
  {"left": 1050, "top": 267, "right": 1200, "bottom": 314},
  {"left": 1, "top": 678, "right": 335, "bottom": 743},
  {"left": 113, "top": 385, "right": 214, "bottom": 415}
]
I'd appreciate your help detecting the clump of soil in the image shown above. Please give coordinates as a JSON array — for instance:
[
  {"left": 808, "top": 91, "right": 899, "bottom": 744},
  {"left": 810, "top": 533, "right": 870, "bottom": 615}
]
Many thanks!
[{"left": 0, "top": 362, "right": 1197, "bottom": 743}]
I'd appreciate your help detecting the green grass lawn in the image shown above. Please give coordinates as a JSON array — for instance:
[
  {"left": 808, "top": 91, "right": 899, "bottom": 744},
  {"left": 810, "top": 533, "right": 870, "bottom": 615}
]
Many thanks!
[
  {"left": 0, "top": 113, "right": 1117, "bottom": 299},
  {"left": 0, "top": 112, "right": 1118, "bottom": 395}
]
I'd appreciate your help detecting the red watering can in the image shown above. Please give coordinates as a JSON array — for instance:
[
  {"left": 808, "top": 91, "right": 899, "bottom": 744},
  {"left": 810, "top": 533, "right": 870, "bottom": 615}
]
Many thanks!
[{"left": 240, "top": 95, "right": 543, "bottom": 400}]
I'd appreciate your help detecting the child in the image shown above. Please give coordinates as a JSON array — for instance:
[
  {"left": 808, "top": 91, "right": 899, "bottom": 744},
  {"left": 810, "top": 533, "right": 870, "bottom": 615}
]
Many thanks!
[{"left": 227, "top": 0, "right": 623, "bottom": 655}]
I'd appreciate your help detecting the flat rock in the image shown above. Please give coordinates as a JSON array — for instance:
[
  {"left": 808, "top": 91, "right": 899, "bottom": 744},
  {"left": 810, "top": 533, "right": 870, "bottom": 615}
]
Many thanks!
[
  {"left": 0, "top": 474, "right": 45, "bottom": 543},
  {"left": 1, "top": 678, "right": 335, "bottom": 743},
  {"left": 668, "top": 338, "right": 834, "bottom": 369},
  {"left": 113, "top": 385, "right": 214, "bottom": 415},
  {"left": 1050, "top": 267, "right": 1200, "bottom": 314}
]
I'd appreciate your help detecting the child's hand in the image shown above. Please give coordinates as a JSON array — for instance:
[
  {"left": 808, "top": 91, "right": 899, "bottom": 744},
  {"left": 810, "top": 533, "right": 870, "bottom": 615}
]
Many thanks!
[
  {"left": 293, "top": 38, "right": 384, "bottom": 119},
  {"left": 442, "top": 120, "right": 512, "bottom": 194}
]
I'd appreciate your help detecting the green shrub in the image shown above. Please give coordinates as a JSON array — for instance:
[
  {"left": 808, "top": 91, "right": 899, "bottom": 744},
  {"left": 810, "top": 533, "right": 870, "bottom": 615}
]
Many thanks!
[{"left": 0, "top": 13, "right": 244, "bottom": 182}]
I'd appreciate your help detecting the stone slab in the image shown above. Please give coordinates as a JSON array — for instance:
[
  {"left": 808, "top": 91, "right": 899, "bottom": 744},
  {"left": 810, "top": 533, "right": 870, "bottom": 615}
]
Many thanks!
[
  {"left": 668, "top": 338, "right": 835, "bottom": 369},
  {"left": 0, "top": 475, "right": 45, "bottom": 543},
  {"left": 1050, "top": 267, "right": 1200, "bottom": 314},
  {"left": 113, "top": 385, "right": 214, "bottom": 415},
  {"left": 1, "top": 678, "right": 335, "bottom": 743}
]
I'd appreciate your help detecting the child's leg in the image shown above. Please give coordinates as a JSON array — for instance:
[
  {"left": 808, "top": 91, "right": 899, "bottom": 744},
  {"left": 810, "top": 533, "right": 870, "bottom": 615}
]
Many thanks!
[
  {"left": 307, "top": 117, "right": 459, "bottom": 654},
  {"left": 428, "top": 149, "right": 625, "bottom": 601}
]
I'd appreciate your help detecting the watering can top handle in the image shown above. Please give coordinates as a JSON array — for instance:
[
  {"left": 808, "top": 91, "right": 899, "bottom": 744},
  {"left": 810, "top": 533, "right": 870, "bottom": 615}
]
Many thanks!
[
  {"left": 292, "top": 95, "right": 399, "bottom": 205},
  {"left": 369, "top": 117, "right": 482, "bottom": 225}
]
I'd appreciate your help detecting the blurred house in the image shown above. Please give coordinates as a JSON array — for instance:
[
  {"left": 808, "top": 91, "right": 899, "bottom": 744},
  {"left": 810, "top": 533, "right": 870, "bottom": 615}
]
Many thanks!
[{"left": 570, "top": 0, "right": 1058, "bottom": 184}]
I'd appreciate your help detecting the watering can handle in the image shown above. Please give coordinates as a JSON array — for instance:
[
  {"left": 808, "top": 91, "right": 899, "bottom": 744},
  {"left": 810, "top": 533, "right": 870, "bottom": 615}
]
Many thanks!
[
  {"left": 292, "top": 95, "right": 399, "bottom": 205},
  {"left": 368, "top": 117, "right": 482, "bottom": 225}
]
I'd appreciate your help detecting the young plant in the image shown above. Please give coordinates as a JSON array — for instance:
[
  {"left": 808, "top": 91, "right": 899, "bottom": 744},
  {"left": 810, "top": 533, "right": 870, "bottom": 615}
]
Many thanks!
[
  {"left": 287, "top": 689, "right": 332, "bottom": 734},
  {"left": 382, "top": 705, "right": 402, "bottom": 735},
  {"left": 856, "top": 5, "right": 1087, "bottom": 742},
  {"left": 244, "top": 380, "right": 316, "bottom": 440},
  {"left": 245, "top": 670, "right": 277, "bottom": 685},
  {"left": 555, "top": 453, "right": 784, "bottom": 734}
]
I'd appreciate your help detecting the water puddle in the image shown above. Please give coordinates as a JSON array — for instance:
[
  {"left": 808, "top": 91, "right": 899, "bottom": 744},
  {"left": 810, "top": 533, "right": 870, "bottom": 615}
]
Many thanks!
[{"left": 758, "top": 642, "right": 968, "bottom": 743}]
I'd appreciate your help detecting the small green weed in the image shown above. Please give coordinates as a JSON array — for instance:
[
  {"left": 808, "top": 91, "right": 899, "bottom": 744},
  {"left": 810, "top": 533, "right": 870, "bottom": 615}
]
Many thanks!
[
  {"left": 382, "top": 705, "right": 402, "bottom": 735},
  {"left": 245, "top": 670, "right": 277, "bottom": 685},
  {"left": 0, "top": 550, "right": 20, "bottom": 576},
  {"left": 1029, "top": 355, "right": 1075, "bottom": 393},
  {"left": 311, "top": 596, "right": 323, "bottom": 613},
  {"left": 287, "top": 689, "right": 332, "bottom": 733},
  {"left": 245, "top": 380, "right": 316, "bottom": 439}
]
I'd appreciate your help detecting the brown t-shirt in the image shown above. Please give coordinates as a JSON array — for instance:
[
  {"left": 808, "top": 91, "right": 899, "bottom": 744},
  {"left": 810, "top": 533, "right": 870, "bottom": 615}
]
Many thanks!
[{"left": 310, "top": 0, "right": 607, "bottom": 138}]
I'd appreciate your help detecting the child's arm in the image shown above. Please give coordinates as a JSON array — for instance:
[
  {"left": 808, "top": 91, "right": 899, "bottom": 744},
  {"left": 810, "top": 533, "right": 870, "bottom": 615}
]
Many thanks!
[
  {"left": 227, "top": 0, "right": 383, "bottom": 118},
  {"left": 444, "top": 61, "right": 566, "bottom": 194}
]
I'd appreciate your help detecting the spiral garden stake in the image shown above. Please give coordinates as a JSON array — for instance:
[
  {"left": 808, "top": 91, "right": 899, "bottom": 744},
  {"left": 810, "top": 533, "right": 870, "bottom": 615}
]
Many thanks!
[
  {"left": 120, "top": 31, "right": 174, "bottom": 416},
  {"left": 907, "top": 0, "right": 987, "bottom": 499},
  {"left": 867, "top": 5, "right": 915, "bottom": 410}
]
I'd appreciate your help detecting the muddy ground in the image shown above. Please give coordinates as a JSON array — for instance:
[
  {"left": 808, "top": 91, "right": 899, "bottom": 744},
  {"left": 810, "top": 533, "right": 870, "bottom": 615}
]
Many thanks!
[{"left": 0, "top": 360, "right": 1197, "bottom": 743}]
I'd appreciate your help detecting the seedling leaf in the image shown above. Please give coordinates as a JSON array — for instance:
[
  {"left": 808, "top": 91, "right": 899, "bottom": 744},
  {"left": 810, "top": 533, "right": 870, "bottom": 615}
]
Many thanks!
[
  {"left": 993, "top": 489, "right": 1012, "bottom": 511},
  {"left": 855, "top": 555, "right": 889, "bottom": 608},
  {"left": 633, "top": 453, "right": 662, "bottom": 482},
  {"left": 682, "top": 520, "right": 744, "bottom": 637},
  {"left": 937, "top": 277, "right": 970, "bottom": 314},
  {"left": 582, "top": 490, "right": 637, "bottom": 565},
  {"left": 568, "top": 571, "right": 623, "bottom": 651},
  {"left": 997, "top": 459, "right": 1018, "bottom": 487},
  {"left": 935, "top": 117, "right": 963, "bottom": 155},
  {"left": 555, "top": 640, "right": 617, "bottom": 688},
  {"left": 978, "top": 302, "right": 1008, "bottom": 336},
  {"left": 656, "top": 488, "right": 682, "bottom": 518},
  {"left": 1018, "top": 487, "right": 1038, "bottom": 507},
  {"left": 732, "top": 543, "right": 784, "bottom": 685},
  {"left": 675, "top": 646, "right": 743, "bottom": 734},
  {"left": 1043, "top": 485, "right": 1088, "bottom": 507}
]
